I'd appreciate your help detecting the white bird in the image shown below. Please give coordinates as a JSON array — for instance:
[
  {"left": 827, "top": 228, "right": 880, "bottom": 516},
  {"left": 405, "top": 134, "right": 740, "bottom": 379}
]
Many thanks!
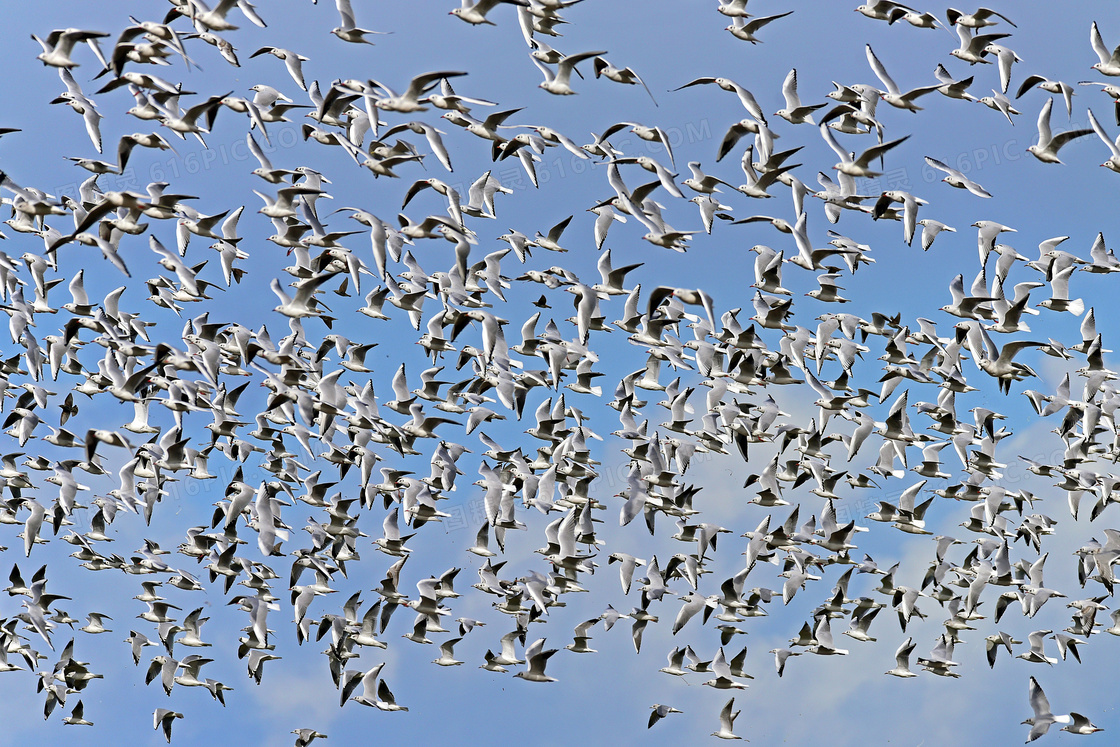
[
  {"left": 649, "top": 703, "right": 683, "bottom": 729},
  {"left": 249, "top": 47, "right": 310, "bottom": 91},
  {"left": 950, "top": 25, "right": 1011, "bottom": 64},
  {"left": 947, "top": 7, "right": 1016, "bottom": 28},
  {"left": 866, "top": 45, "right": 942, "bottom": 111},
  {"left": 1078, "top": 80, "right": 1120, "bottom": 125},
  {"left": 451, "top": 0, "right": 528, "bottom": 25},
  {"left": 383, "top": 121, "right": 455, "bottom": 172},
  {"left": 1087, "top": 108, "right": 1120, "bottom": 172},
  {"left": 885, "top": 636, "right": 918, "bottom": 677},
  {"left": 32, "top": 28, "right": 108, "bottom": 69},
  {"left": 821, "top": 122, "right": 910, "bottom": 177},
  {"left": 432, "top": 637, "right": 463, "bottom": 666},
  {"left": 716, "top": 0, "right": 751, "bottom": 17},
  {"left": 934, "top": 63, "right": 978, "bottom": 102},
  {"left": 513, "top": 637, "right": 557, "bottom": 682},
  {"left": 924, "top": 156, "right": 992, "bottom": 197},
  {"left": 711, "top": 697, "right": 743, "bottom": 740},
  {"left": 776, "top": 69, "right": 825, "bottom": 125},
  {"left": 1024, "top": 676, "right": 1071, "bottom": 742},
  {"left": 673, "top": 77, "right": 767, "bottom": 123},
  {"left": 52, "top": 69, "right": 103, "bottom": 152},
  {"left": 331, "top": 0, "right": 389, "bottom": 43},
  {"left": 533, "top": 50, "right": 606, "bottom": 96},
  {"left": 599, "top": 121, "right": 675, "bottom": 166},
  {"left": 592, "top": 57, "right": 658, "bottom": 106},
  {"left": 1018, "top": 630, "right": 1059, "bottom": 665},
  {"left": 982, "top": 43, "right": 1023, "bottom": 94},
  {"left": 153, "top": 709, "right": 182, "bottom": 744},
  {"left": 855, "top": 1, "right": 910, "bottom": 23},
  {"left": 1016, "top": 75, "right": 1076, "bottom": 117},
  {"left": 1027, "top": 98, "right": 1093, "bottom": 163},
  {"left": 63, "top": 700, "right": 93, "bottom": 726},
  {"left": 1037, "top": 265, "right": 1084, "bottom": 316},
  {"left": 270, "top": 272, "right": 339, "bottom": 321},
  {"left": 979, "top": 89, "right": 1021, "bottom": 124},
  {"left": 1091, "top": 21, "right": 1120, "bottom": 76},
  {"left": 725, "top": 12, "right": 794, "bottom": 44},
  {"left": 1062, "top": 713, "right": 1105, "bottom": 736}
]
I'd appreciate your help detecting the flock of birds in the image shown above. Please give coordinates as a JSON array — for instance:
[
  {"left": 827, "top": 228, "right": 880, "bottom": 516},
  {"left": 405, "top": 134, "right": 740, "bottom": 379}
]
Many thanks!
[{"left": 3, "top": 0, "right": 1120, "bottom": 743}]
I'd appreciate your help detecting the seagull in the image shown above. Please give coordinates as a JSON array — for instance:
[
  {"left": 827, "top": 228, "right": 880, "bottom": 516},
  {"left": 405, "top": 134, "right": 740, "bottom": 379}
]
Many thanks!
[
  {"left": 373, "top": 680, "right": 408, "bottom": 711},
  {"left": 1090, "top": 21, "right": 1120, "bottom": 76},
  {"left": 1087, "top": 108, "right": 1120, "bottom": 172},
  {"left": 724, "top": 12, "right": 794, "bottom": 44},
  {"left": 564, "top": 619, "right": 599, "bottom": 653},
  {"left": 673, "top": 77, "right": 767, "bottom": 123},
  {"left": 63, "top": 700, "right": 93, "bottom": 726},
  {"left": 372, "top": 71, "right": 469, "bottom": 115},
  {"left": 51, "top": 69, "right": 103, "bottom": 152},
  {"left": 924, "top": 157, "right": 992, "bottom": 197},
  {"left": 885, "top": 636, "right": 918, "bottom": 677},
  {"left": 821, "top": 122, "right": 910, "bottom": 177},
  {"left": 683, "top": 162, "right": 735, "bottom": 194},
  {"left": 270, "top": 272, "right": 340, "bottom": 321},
  {"left": 249, "top": 47, "right": 310, "bottom": 91},
  {"left": 1018, "top": 630, "right": 1059, "bottom": 665},
  {"left": 711, "top": 698, "right": 743, "bottom": 740},
  {"left": 1027, "top": 98, "right": 1093, "bottom": 163},
  {"left": 776, "top": 69, "right": 826, "bottom": 125},
  {"left": 1062, "top": 713, "right": 1104, "bottom": 736},
  {"left": 331, "top": 0, "right": 389, "bottom": 43},
  {"left": 1078, "top": 81, "right": 1120, "bottom": 125},
  {"left": 716, "top": 0, "right": 751, "bottom": 17},
  {"left": 599, "top": 121, "right": 675, "bottom": 166},
  {"left": 769, "top": 647, "right": 801, "bottom": 677},
  {"left": 901, "top": 11, "right": 948, "bottom": 29},
  {"left": 855, "top": 2, "right": 911, "bottom": 23},
  {"left": 649, "top": 704, "right": 683, "bottom": 729},
  {"left": 866, "top": 45, "right": 942, "bottom": 111},
  {"left": 950, "top": 25, "right": 1011, "bottom": 64},
  {"left": 1024, "top": 677, "right": 1071, "bottom": 742},
  {"left": 432, "top": 637, "right": 464, "bottom": 666},
  {"left": 293, "top": 729, "right": 328, "bottom": 747},
  {"left": 592, "top": 57, "right": 658, "bottom": 106},
  {"left": 979, "top": 89, "right": 1021, "bottom": 124},
  {"left": 1016, "top": 75, "right": 1076, "bottom": 117},
  {"left": 32, "top": 29, "right": 109, "bottom": 69},
  {"left": 533, "top": 50, "right": 606, "bottom": 96},
  {"left": 513, "top": 637, "right": 558, "bottom": 682},
  {"left": 934, "top": 64, "right": 978, "bottom": 101},
  {"left": 450, "top": 0, "right": 529, "bottom": 25},
  {"left": 8, "top": 4, "right": 1120, "bottom": 745},
  {"left": 246, "top": 132, "right": 297, "bottom": 183},
  {"left": 871, "top": 189, "right": 927, "bottom": 245},
  {"left": 947, "top": 7, "right": 1016, "bottom": 28},
  {"left": 982, "top": 43, "right": 1023, "bottom": 94},
  {"left": 153, "top": 709, "right": 183, "bottom": 744},
  {"left": 1037, "top": 265, "right": 1084, "bottom": 316}
]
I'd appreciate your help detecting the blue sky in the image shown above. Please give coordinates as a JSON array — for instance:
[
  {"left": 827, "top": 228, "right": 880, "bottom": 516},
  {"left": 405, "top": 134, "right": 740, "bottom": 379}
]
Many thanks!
[{"left": 1, "top": 1, "right": 1119, "bottom": 746}]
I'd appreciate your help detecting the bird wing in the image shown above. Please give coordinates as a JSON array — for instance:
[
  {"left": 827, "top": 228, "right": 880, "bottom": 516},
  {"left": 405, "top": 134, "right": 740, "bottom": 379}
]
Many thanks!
[
  {"left": 1088, "top": 109, "right": 1120, "bottom": 157},
  {"left": 782, "top": 68, "right": 801, "bottom": 109},
  {"left": 556, "top": 51, "right": 605, "bottom": 86},
  {"left": 865, "top": 45, "right": 899, "bottom": 95},
  {"left": 1049, "top": 127, "right": 1094, "bottom": 152},
  {"left": 1028, "top": 676, "right": 1051, "bottom": 718},
  {"left": 336, "top": 0, "right": 358, "bottom": 29},
  {"left": 1091, "top": 21, "right": 1112, "bottom": 64},
  {"left": 856, "top": 135, "right": 909, "bottom": 168},
  {"left": 1035, "top": 97, "right": 1054, "bottom": 146}
]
